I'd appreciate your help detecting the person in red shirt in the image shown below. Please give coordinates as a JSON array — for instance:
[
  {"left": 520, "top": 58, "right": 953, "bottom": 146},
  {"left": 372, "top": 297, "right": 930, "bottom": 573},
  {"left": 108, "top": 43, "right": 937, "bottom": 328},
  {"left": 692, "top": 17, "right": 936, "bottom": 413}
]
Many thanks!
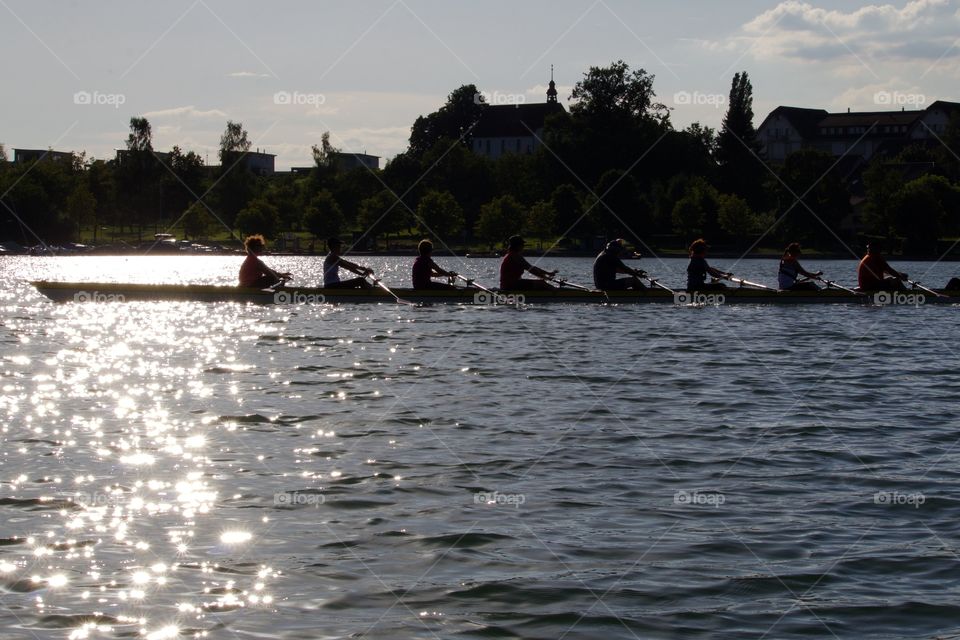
[
  {"left": 412, "top": 239, "right": 458, "bottom": 289},
  {"left": 857, "top": 241, "right": 907, "bottom": 291},
  {"left": 238, "top": 234, "right": 291, "bottom": 288},
  {"left": 499, "top": 236, "right": 557, "bottom": 290}
]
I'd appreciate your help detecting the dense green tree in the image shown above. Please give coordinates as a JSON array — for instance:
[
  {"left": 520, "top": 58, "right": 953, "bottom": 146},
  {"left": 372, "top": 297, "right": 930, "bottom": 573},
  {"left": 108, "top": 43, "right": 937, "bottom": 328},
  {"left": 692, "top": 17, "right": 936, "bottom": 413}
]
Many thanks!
[
  {"left": 181, "top": 202, "right": 216, "bottom": 240},
  {"left": 772, "top": 148, "right": 848, "bottom": 245},
  {"left": 861, "top": 159, "right": 904, "bottom": 238},
  {"left": 416, "top": 190, "right": 464, "bottom": 244},
  {"left": 65, "top": 182, "right": 96, "bottom": 241},
  {"left": 476, "top": 195, "right": 524, "bottom": 246},
  {"left": 409, "top": 85, "right": 484, "bottom": 156},
  {"left": 525, "top": 200, "right": 556, "bottom": 247},
  {"left": 162, "top": 145, "right": 206, "bottom": 223},
  {"left": 86, "top": 159, "right": 118, "bottom": 239},
  {"left": 716, "top": 72, "right": 765, "bottom": 208},
  {"left": 219, "top": 120, "right": 252, "bottom": 162},
  {"left": 303, "top": 190, "right": 344, "bottom": 239},
  {"left": 235, "top": 199, "right": 279, "bottom": 239},
  {"left": 550, "top": 184, "right": 585, "bottom": 240},
  {"left": 357, "top": 190, "right": 407, "bottom": 249},
  {"left": 215, "top": 121, "right": 255, "bottom": 228},
  {"left": 311, "top": 131, "right": 340, "bottom": 187},
  {"left": 890, "top": 175, "right": 960, "bottom": 253},
  {"left": 586, "top": 170, "right": 644, "bottom": 239},
  {"left": 671, "top": 178, "right": 720, "bottom": 241},
  {"left": 717, "top": 193, "right": 773, "bottom": 243},
  {"left": 569, "top": 60, "right": 669, "bottom": 126},
  {"left": 116, "top": 117, "right": 160, "bottom": 236}
]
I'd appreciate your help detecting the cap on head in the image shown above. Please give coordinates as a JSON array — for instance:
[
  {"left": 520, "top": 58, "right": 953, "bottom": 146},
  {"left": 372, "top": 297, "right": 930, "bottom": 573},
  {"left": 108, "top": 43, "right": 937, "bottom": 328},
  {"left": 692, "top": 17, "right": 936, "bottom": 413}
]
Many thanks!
[
  {"left": 786, "top": 242, "right": 802, "bottom": 256},
  {"left": 507, "top": 235, "right": 525, "bottom": 250},
  {"left": 605, "top": 239, "right": 624, "bottom": 253},
  {"left": 327, "top": 237, "right": 342, "bottom": 249}
]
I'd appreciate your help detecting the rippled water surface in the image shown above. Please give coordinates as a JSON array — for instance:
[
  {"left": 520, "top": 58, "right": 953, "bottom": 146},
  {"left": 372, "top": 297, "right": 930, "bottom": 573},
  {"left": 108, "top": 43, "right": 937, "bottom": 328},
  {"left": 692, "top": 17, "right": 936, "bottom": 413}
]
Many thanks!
[{"left": 3, "top": 255, "right": 960, "bottom": 639}]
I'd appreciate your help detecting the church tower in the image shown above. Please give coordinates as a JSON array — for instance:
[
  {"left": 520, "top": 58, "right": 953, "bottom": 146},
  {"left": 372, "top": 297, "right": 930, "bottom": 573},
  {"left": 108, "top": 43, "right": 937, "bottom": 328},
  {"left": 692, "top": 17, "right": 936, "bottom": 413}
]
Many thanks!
[{"left": 546, "top": 65, "right": 558, "bottom": 104}]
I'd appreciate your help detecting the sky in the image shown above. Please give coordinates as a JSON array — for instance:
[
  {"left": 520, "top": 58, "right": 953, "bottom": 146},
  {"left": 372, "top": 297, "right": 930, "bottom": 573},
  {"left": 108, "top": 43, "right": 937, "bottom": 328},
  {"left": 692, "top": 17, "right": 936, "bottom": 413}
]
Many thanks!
[{"left": 1, "top": 0, "right": 958, "bottom": 170}]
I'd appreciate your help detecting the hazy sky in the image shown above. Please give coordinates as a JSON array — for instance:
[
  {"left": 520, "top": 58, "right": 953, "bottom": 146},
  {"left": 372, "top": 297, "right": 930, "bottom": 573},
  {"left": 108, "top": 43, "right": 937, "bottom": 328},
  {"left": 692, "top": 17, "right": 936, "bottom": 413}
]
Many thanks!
[{"left": 2, "top": 0, "right": 958, "bottom": 169}]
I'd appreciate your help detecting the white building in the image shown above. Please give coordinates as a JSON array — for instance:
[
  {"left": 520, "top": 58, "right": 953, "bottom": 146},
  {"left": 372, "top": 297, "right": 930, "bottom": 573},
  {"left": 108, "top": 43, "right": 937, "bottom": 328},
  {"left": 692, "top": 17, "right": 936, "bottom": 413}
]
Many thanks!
[{"left": 471, "top": 72, "right": 565, "bottom": 160}]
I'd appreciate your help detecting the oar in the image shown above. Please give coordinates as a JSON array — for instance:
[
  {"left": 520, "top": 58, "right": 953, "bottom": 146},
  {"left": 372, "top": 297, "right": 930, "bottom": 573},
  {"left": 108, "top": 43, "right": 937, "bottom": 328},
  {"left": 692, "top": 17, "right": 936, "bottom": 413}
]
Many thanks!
[
  {"left": 369, "top": 275, "right": 417, "bottom": 306},
  {"left": 637, "top": 273, "right": 675, "bottom": 295},
  {"left": 546, "top": 276, "right": 610, "bottom": 302},
  {"left": 546, "top": 276, "right": 595, "bottom": 292},
  {"left": 455, "top": 274, "right": 496, "bottom": 295},
  {"left": 720, "top": 274, "right": 777, "bottom": 291},
  {"left": 812, "top": 275, "right": 865, "bottom": 296},
  {"left": 906, "top": 278, "right": 948, "bottom": 299}
]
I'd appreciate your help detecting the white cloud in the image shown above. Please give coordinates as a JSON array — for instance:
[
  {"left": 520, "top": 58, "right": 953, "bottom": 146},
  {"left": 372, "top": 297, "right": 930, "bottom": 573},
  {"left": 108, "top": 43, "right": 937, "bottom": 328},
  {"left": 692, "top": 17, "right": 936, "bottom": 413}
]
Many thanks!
[
  {"left": 227, "top": 71, "right": 271, "bottom": 78},
  {"left": 713, "top": 0, "right": 960, "bottom": 65},
  {"left": 142, "top": 105, "right": 229, "bottom": 120}
]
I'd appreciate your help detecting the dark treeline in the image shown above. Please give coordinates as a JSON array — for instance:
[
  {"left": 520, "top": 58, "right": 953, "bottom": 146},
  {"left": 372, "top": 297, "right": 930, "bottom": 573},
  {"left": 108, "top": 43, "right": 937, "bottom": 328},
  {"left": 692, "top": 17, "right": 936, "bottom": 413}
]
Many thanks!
[{"left": 4, "top": 61, "right": 960, "bottom": 254}]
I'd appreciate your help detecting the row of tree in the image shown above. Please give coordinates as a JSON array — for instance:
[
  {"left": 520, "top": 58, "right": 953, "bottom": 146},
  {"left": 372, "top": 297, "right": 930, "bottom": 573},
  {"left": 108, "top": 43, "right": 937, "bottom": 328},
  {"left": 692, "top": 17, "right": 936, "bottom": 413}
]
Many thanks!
[{"left": 3, "top": 62, "right": 960, "bottom": 254}]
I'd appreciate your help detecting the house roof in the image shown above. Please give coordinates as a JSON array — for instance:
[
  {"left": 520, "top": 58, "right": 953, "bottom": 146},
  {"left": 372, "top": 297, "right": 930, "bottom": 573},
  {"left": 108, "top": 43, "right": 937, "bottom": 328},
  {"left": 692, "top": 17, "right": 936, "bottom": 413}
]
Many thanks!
[
  {"left": 760, "top": 106, "right": 828, "bottom": 138},
  {"left": 818, "top": 111, "right": 922, "bottom": 128},
  {"left": 472, "top": 102, "right": 566, "bottom": 138}
]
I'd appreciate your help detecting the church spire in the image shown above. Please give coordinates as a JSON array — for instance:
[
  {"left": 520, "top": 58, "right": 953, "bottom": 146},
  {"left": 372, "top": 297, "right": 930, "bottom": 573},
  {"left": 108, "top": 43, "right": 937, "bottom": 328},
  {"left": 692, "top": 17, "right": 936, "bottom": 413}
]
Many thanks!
[{"left": 547, "top": 65, "right": 558, "bottom": 104}]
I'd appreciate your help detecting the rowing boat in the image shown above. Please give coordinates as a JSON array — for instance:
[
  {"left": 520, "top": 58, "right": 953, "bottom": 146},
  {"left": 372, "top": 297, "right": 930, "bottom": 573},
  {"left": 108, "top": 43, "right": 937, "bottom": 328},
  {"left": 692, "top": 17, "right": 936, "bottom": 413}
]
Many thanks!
[{"left": 29, "top": 281, "right": 960, "bottom": 305}]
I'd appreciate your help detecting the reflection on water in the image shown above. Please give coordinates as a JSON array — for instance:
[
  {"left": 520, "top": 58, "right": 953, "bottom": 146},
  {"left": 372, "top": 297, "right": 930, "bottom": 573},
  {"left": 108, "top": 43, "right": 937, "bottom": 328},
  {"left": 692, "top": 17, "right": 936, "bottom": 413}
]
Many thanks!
[{"left": 1, "top": 256, "right": 960, "bottom": 639}]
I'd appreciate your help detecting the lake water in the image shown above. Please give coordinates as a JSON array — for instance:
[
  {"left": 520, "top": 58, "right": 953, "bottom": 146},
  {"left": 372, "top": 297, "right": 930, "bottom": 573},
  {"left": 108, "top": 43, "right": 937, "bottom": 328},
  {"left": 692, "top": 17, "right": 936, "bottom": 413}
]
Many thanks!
[{"left": 2, "top": 255, "right": 960, "bottom": 639}]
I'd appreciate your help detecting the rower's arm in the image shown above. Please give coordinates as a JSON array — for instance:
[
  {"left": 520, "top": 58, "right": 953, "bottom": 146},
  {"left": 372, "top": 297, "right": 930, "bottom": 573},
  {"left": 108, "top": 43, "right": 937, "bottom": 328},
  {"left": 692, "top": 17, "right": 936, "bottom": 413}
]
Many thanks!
[
  {"left": 707, "top": 266, "right": 729, "bottom": 278},
  {"left": 339, "top": 258, "right": 373, "bottom": 276},
  {"left": 528, "top": 265, "right": 557, "bottom": 279}
]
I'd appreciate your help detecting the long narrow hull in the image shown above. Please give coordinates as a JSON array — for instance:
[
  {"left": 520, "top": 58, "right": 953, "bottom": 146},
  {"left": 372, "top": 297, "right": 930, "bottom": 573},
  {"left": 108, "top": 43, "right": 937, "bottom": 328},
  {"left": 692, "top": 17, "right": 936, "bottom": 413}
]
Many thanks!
[{"left": 29, "top": 281, "right": 960, "bottom": 305}]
